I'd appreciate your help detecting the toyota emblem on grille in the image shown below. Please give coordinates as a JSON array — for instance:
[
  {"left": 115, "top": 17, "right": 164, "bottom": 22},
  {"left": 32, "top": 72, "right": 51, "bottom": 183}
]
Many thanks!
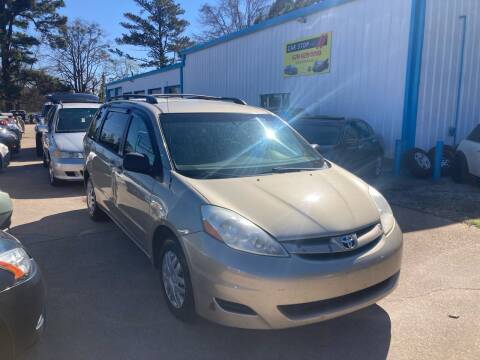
[{"left": 337, "top": 234, "right": 358, "bottom": 250}]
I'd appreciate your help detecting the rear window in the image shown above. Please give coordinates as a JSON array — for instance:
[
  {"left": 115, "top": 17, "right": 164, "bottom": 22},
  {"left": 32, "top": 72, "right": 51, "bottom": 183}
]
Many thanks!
[
  {"left": 292, "top": 122, "right": 342, "bottom": 146},
  {"left": 56, "top": 108, "right": 98, "bottom": 133}
]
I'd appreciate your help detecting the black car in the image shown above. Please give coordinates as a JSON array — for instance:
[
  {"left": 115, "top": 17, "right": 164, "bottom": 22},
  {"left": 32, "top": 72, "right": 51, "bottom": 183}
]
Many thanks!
[
  {"left": 0, "top": 128, "right": 20, "bottom": 155},
  {"left": 290, "top": 116, "right": 384, "bottom": 177}
]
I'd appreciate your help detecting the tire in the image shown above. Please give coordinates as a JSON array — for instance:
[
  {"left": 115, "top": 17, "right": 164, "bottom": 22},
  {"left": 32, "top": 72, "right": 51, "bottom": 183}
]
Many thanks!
[
  {"left": 36, "top": 134, "right": 43, "bottom": 157},
  {"left": 452, "top": 152, "right": 470, "bottom": 183},
  {"left": 48, "top": 163, "right": 61, "bottom": 186},
  {"left": 159, "top": 239, "right": 196, "bottom": 322},
  {"left": 43, "top": 152, "right": 48, "bottom": 167},
  {"left": 403, "top": 148, "right": 432, "bottom": 178},
  {"left": 427, "top": 146, "right": 455, "bottom": 177},
  {"left": 86, "top": 178, "right": 108, "bottom": 221}
]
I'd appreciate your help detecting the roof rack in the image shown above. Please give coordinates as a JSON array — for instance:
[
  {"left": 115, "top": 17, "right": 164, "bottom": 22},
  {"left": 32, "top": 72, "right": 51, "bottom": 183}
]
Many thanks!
[
  {"left": 152, "top": 94, "right": 247, "bottom": 105},
  {"left": 110, "top": 94, "right": 158, "bottom": 104},
  {"left": 46, "top": 93, "right": 99, "bottom": 104},
  {"left": 109, "top": 93, "right": 248, "bottom": 106}
]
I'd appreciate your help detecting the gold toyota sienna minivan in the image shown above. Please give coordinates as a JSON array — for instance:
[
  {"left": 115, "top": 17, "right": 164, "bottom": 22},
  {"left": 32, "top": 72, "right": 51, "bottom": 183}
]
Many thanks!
[{"left": 83, "top": 94, "right": 402, "bottom": 329}]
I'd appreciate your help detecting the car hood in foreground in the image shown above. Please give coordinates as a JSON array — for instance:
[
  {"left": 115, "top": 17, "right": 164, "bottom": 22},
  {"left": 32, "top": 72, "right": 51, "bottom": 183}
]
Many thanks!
[
  {"left": 176, "top": 166, "right": 380, "bottom": 241},
  {"left": 53, "top": 132, "right": 86, "bottom": 152}
]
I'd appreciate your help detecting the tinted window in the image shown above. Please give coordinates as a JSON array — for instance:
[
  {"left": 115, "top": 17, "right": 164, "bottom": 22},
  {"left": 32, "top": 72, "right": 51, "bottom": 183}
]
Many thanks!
[
  {"left": 87, "top": 106, "right": 107, "bottom": 139},
  {"left": 292, "top": 122, "right": 342, "bottom": 146},
  {"left": 343, "top": 124, "right": 360, "bottom": 143},
  {"left": 161, "top": 113, "right": 324, "bottom": 179},
  {"left": 353, "top": 120, "right": 373, "bottom": 139},
  {"left": 99, "top": 111, "right": 130, "bottom": 154},
  {"left": 467, "top": 125, "right": 480, "bottom": 143},
  {"left": 56, "top": 108, "right": 98, "bottom": 133},
  {"left": 124, "top": 113, "right": 155, "bottom": 166}
]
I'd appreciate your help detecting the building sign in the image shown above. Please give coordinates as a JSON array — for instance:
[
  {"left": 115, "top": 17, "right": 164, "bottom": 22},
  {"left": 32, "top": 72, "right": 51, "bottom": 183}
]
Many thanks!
[{"left": 284, "top": 32, "right": 332, "bottom": 77}]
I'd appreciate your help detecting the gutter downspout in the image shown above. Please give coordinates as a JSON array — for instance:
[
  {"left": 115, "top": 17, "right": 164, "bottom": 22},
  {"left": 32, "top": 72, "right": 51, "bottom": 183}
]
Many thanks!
[{"left": 401, "top": 0, "right": 427, "bottom": 151}]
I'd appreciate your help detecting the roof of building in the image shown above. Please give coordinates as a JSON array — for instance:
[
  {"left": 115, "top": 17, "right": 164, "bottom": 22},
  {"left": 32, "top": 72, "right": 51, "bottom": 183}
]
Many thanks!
[
  {"left": 106, "top": 0, "right": 355, "bottom": 88},
  {"left": 180, "top": 0, "right": 354, "bottom": 56},
  {"left": 106, "top": 63, "right": 182, "bottom": 87}
]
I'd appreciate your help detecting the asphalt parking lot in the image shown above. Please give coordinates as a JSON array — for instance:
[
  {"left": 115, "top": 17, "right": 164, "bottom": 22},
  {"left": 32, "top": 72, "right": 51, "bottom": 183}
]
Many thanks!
[{"left": 2, "top": 126, "right": 479, "bottom": 360}]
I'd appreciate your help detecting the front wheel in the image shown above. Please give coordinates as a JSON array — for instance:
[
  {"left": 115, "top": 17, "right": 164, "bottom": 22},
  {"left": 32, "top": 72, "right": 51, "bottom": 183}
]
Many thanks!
[
  {"left": 86, "top": 178, "right": 107, "bottom": 221},
  {"left": 48, "top": 164, "right": 60, "bottom": 186},
  {"left": 35, "top": 134, "right": 43, "bottom": 157},
  {"left": 452, "top": 152, "right": 470, "bottom": 183},
  {"left": 159, "top": 239, "right": 196, "bottom": 322}
]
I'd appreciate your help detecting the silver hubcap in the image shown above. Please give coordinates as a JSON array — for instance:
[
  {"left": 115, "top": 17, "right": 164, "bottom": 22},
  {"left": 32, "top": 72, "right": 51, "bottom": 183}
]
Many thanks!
[
  {"left": 87, "top": 182, "right": 96, "bottom": 214},
  {"left": 162, "top": 251, "right": 186, "bottom": 309},
  {"left": 414, "top": 153, "right": 431, "bottom": 169},
  {"left": 49, "top": 165, "right": 54, "bottom": 183}
]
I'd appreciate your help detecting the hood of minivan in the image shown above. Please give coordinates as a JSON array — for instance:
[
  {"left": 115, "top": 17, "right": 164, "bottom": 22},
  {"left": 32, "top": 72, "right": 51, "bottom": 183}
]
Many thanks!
[
  {"left": 53, "top": 132, "right": 85, "bottom": 152},
  {"left": 176, "top": 166, "right": 380, "bottom": 241}
]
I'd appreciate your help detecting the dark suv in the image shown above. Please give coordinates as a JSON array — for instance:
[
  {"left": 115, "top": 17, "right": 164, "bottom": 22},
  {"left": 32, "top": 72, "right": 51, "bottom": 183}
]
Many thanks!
[{"left": 290, "top": 116, "right": 385, "bottom": 177}]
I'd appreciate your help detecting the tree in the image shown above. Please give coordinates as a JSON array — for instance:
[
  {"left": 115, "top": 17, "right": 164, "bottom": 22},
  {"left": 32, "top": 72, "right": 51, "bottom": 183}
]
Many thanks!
[
  {"left": 196, "top": 0, "right": 270, "bottom": 41},
  {"left": 0, "top": 0, "right": 66, "bottom": 108},
  {"left": 106, "top": 49, "right": 141, "bottom": 82},
  {"left": 19, "top": 69, "right": 71, "bottom": 111},
  {"left": 117, "top": 0, "right": 191, "bottom": 68},
  {"left": 265, "top": 0, "right": 319, "bottom": 20},
  {"left": 50, "top": 19, "right": 110, "bottom": 94}
]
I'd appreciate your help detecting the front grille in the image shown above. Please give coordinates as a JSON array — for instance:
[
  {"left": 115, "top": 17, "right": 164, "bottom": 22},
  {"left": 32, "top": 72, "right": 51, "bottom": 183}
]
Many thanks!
[
  {"left": 278, "top": 272, "right": 399, "bottom": 320},
  {"left": 282, "top": 223, "right": 383, "bottom": 259},
  {"left": 296, "top": 235, "right": 382, "bottom": 260}
]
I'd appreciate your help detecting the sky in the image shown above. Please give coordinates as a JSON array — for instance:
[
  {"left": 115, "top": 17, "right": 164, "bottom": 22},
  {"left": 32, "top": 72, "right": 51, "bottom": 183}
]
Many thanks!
[{"left": 59, "top": 0, "right": 205, "bottom": 62}]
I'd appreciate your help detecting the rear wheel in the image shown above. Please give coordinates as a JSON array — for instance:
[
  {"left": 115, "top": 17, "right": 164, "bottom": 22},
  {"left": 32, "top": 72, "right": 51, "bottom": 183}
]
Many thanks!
[
  {"left": 427, "top": 146, "right": 455, "bottom": 177},
  {"left": 86, "top": 178, "right": 107, "bottom": 221},
  {"left": 159, "top": 239, "right": 196, "bottom": 322}
]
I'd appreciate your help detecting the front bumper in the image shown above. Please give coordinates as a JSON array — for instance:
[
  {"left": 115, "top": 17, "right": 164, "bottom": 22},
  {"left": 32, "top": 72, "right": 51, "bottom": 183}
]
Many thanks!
[
  {"left": 0, "top": 261, "right": 46, "bottom": 352},
  {"left": 50, "top": 157, "right": 84, "bottom": 181},
  {"left": 182, "top": 223, "right": 402, "bottom": 329}
]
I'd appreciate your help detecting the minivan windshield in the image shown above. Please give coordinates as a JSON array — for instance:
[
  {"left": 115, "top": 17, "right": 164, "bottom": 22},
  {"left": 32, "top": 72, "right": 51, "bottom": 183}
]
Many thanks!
[
  {"left": 161, "top": 113, "right": 325, "bottom": 179},
  {"left": 56, "top": 108, "right": 98, "bottom": 133}
]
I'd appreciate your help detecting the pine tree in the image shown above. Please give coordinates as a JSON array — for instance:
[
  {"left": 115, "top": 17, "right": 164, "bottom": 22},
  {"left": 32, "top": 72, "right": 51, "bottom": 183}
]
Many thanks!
[
  {"left": 117, "top": 0, "right": 191, "bottom": 68},
  {"left": 0, "top": 0, "right": 66, "bottom": 108}
]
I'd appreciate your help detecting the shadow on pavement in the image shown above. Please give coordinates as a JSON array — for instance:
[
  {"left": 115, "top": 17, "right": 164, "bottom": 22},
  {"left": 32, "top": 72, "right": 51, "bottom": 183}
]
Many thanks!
[{"left": 14, "top": 209, "right": 391, "bottom": 360}]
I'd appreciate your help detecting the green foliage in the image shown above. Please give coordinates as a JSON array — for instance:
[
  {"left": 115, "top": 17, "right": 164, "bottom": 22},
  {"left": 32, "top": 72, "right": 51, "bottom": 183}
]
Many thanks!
[
  {"left": 0, "top": 0, "right": 66, "bottom": 108},
  {"left": 117, "top": 0, "right": 191, "bottom": 68}
]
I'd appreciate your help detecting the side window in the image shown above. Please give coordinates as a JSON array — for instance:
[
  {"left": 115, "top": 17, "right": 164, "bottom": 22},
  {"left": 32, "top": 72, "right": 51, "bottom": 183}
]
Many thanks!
[
  {"left": 99, "top": 111, "right": 130, "bottom": 155},
  {"left": 343, "top": 124, "right": 360, "bottom": 144},
  {"left": 467, "top": 125, "right": 480, "bottom": 143},
  {"left": 47, "top": 107, "right": 57, "bottom": 131},
  {"left": 87, "top": 106, "right": 107, "bottom": 140},
  {"left": 124, "top": 113, "right": 156, "bottom": 166},
  {"left": 354, "top": 120, "right": 374, "bottom": 139}
]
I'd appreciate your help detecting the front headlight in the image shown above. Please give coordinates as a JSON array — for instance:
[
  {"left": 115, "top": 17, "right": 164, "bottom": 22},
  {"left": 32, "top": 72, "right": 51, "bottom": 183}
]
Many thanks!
[
  {"left": 0, "top": 247, "right": 32, "bottom": 281},
  {"left": 53, "top": 149, "right": 83, "bottom": 159},
  {"left": 201, "top": 205, "right": 289, "bottom": 257},
  {"left": 369, "top": 186, "right": 395, "bottom": 235}
]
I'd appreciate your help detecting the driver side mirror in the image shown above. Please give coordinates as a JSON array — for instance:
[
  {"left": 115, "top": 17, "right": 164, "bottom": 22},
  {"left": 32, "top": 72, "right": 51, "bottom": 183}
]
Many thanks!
[{"left": 123, "top": 153, "right": 151, "bottom": 175}]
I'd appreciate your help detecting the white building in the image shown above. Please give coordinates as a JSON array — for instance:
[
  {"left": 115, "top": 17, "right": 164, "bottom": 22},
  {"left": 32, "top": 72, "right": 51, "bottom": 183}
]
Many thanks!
[{"left": 106, "top": 0, "right": 480, "bottom": 156}]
